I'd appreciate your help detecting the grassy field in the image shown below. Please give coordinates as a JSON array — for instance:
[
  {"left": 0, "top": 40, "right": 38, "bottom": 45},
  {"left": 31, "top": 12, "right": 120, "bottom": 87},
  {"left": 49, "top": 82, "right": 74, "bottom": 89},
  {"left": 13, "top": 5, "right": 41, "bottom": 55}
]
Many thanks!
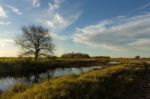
[{"left": 0, "top": 60, "right": 148, "bottom": 99}]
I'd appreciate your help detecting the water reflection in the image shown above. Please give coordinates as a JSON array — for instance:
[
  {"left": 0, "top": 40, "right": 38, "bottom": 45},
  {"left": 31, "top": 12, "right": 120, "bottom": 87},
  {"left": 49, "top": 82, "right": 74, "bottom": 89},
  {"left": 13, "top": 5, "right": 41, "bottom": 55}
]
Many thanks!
[
  {"left": 0, "top": 78, "right": 16, "bottom": 91},
  {"left": 0, "top": 66, "right": 102, "bottom": 91}
]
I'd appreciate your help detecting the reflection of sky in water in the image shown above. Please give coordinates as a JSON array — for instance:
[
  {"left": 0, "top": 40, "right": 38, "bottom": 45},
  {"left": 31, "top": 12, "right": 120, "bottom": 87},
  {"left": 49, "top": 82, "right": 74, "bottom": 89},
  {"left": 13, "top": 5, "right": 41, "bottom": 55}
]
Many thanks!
[
  {"left": 53, "top": 68, "right": 79, "bottom": 77},
  {"left": 0, "top": 66, "right": 102, "bottom": 91},
  {"left": 0, "top": 77, "right": 16, "bottom": 91}
]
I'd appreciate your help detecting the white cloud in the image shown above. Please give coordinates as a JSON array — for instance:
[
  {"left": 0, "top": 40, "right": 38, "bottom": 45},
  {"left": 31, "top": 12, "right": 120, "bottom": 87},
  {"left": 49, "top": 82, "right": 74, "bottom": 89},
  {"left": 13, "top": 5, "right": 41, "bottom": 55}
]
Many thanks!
[
  {"left": 0, "top": 39, "right": 14, "bottom": 47},
  {"left": 45, "top": 0, "right": 81, "bottom": 36},
  {"left": 7, "top": 5, "right": 22, "bottom": 15},
  {"left": 0, "top": 21, "right": 11, "bottom": 25},
  {"left": 128, "top": 39, "right": 150, "bottom": 50},
  {"left": 47, "top": 12, "right": 80, "bottom": 33},
  {"left": 0, "top": 39, "right": 17, "bottom": 56},
  {"left": 32, "top": 0, "right": 40, "bottom": 7},
  {"left": 47, "top": 13, "right": 64, "bottom": 29},
  {"left": 72, "top": 13, "right": 150, "bottom": 51},
  {"left": 0, "top": 6, "right": 7, "bottom": 18},
  {"left": 129, "top": 2, "right": 150, "bottom": 15},
  {"left": 51, "top": 32, "right": 69, "bottom": 40},
  {"left": 30, "top": 0, "right": 80, "bottom": 41},
  {"left": 47, "top": 0, "right": 65, "bottom": 30},
  {"left": 48, "top": 0, "right": 60, "bottom": 11}
]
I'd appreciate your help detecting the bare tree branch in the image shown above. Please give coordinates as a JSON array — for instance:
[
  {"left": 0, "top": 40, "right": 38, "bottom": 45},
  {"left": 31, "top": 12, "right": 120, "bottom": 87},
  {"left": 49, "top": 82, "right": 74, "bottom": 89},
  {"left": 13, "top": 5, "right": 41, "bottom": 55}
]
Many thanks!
[{"left": 15, "top": 25, "right": 55, "bottom": 60}]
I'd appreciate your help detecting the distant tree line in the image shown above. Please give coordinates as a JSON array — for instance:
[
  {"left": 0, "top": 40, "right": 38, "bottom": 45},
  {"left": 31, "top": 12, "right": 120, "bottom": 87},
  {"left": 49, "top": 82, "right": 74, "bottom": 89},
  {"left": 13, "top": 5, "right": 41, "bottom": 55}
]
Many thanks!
[
  {"left": 61, "top": 52, "right": 90, "bottom": 58},
  {"left": 135, "top": 56, "right": 140, "bottom": 59},
  {"left": 92, "top": 56, "right": 110, "bottom": 59}
]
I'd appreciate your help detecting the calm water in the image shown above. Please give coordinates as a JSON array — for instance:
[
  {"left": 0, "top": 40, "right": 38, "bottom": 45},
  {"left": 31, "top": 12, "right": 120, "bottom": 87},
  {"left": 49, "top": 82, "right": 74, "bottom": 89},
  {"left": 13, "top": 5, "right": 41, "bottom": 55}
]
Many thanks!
[{"left": 0, "top": 66, "right": 103, "bottom": 91}]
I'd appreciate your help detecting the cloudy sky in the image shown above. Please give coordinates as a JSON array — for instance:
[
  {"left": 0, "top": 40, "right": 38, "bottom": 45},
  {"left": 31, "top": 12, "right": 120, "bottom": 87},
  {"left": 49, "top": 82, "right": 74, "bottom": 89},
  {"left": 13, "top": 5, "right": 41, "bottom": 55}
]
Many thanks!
[{"left": 0, "top": 0, "right": 150, "bottom": 57}]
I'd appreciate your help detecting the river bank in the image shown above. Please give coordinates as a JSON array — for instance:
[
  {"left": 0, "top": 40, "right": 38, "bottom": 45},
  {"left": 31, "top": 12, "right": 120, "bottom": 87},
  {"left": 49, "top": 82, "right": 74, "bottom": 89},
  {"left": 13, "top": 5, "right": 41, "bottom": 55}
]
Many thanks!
[{"left": 0, "top": 60, "right": 148, "bottom": 99}]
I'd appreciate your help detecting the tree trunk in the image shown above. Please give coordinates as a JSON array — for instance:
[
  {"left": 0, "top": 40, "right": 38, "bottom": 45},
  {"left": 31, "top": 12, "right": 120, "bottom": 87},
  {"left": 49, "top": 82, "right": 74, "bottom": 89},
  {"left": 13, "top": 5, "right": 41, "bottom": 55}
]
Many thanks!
[{"left": 35, "top": 50, "right": 39, "bottom": 61}]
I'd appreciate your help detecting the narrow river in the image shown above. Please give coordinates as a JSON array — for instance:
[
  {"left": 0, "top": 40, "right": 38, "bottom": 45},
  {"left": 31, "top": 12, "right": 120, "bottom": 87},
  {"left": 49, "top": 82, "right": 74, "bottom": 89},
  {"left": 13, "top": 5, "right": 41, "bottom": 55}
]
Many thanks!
[{"left": 0, "top": 65, "right": 103, "bottom": 91}]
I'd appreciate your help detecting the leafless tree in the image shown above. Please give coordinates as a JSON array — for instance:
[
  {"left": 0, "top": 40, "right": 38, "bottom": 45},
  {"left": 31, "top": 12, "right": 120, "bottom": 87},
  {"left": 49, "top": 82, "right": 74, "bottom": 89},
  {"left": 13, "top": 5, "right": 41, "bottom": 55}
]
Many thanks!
[{"left": 15, "top": 25, "right": 54, "bottom": 60}]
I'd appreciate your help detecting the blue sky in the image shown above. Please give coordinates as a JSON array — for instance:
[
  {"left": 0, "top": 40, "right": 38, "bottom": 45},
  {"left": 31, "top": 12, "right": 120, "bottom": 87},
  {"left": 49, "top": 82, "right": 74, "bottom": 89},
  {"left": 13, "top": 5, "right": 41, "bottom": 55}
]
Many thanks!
[{"left": 0, "top": 0, "right": 150, "bottom": 57}]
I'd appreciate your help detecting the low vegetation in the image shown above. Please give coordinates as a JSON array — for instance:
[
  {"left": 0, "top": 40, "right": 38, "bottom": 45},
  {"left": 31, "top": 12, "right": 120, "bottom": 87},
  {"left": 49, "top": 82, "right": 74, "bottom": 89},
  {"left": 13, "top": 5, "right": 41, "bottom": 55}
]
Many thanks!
[{"left": 0, "top": 61, "right": 148, "bottom": 99}]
